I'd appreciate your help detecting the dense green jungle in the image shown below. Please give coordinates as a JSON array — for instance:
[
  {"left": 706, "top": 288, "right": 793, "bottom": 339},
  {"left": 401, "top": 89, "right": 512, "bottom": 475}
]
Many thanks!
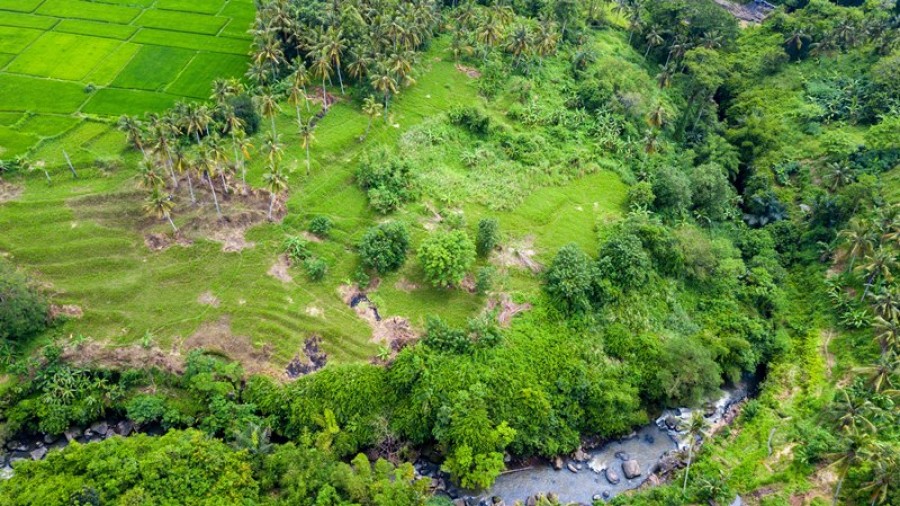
[{"left": 0, "top": 0, "right": 898, "bottom": 504}]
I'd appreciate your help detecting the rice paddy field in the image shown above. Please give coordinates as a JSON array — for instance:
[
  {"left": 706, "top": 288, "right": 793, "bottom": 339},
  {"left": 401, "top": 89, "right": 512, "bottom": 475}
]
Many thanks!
[{"left": 0, "top": 0, "right": 253, "bottom": 160}]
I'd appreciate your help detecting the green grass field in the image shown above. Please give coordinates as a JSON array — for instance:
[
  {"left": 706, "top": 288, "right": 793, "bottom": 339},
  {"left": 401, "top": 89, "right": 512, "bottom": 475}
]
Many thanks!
[
  {"left": 0, "top": 0, "right": 254, "bottom": 159},
  {"left": 0, "top": 34, "right": 639, "bottom": 370}
]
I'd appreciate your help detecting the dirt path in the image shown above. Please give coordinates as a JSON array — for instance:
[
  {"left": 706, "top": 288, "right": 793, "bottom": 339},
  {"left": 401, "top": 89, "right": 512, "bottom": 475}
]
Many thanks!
[{"left": 821, "top": 329, "right": 836, "bottom": 378}]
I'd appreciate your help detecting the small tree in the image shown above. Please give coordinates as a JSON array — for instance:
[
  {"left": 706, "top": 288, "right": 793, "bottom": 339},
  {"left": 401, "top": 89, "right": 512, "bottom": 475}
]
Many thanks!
[
  {"left": 308, "top": 216, "right": 333, "bottom": 238},
  {"left": 545, "top": 244, "right": 597, "bottom": 314},
  {"left": 359, "top": 222, "right": 410, "bottom": 274},
  {"left": 418, "top": 231, "right": 476, "bottom": 287},
  {"left": 476, "top": 218, "right": 499, "bottom": 257},
  {"left": 0, "top": 261, "right": 48, "bottom": 342}
]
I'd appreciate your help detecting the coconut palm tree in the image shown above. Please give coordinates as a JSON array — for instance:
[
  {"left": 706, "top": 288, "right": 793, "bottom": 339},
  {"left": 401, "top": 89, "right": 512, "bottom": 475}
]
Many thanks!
[
  {"left": 287, "top": 78, "right": 308, "bottom": 126},
  {"left": 143, "top": 187, "right": 177, "bottom": 232},
  {"left": 207, "top": 135, "right": 230, "bottom": 194},
  {"left": 858, "top": 248, "right": 898, "bottom": 301},
  {"left": 148, "top": 116, "right": 179, "bottom": 187},
  {"left": 505, "top": 24, "right": 532, "bottom": 68},
  {"left": 361, "top": 95, "right": 383, "bottom": 141},
  {"left": 647, "top": 104, "right": 667, "bottom": 128},
  {"left": 322, "top": 26, "right": 347, "bottom": 94},
  {"left": 827, "top": 426, "right": 869, "bottom": 506},
  {"left": 644, "top": 26, "right": 665, "bottom": 58},
  {"left": 840, "top": 219, "right": 875, "bottom": 273},
  {"left": 859, "top": 442, "right": 899, "bottom": 506},
  {"left": 197, "top": 145, "right": 222, "bottom": 218},
  {"left": 171, "top": 143, "right": 195, "bottom": 203},
  {"left": 290, "top": 60, "right": 312, "bottom": 113},
  {"left": 854, "top": 351, "right": 899, "bottom": 393},
  {"left": 261, "top": 131, "right": 284, "bottom": 167},
  {"left": 118, "top": 115, "right": 146, "bottom": 155},
  {"left": 311, "top": 52, "right": 334, "bottom": 110},
  {"left": 222, "top": 105, "right": 246, "bottom": 185},
  {"left": 262, "top": 162, "right": 288, "bottom": 221},
  {"left": 138, "top": 158, "right": 165, "bottom": 190},
  {"left": 681, "top": 411, "right": 707, "bottom": 494},
  {"left": 370, "top": 63, "right": 398, "bottom": 120},
  {"left": 870, "top": 287, "right": 900, "bottom": 323},
  {"left": 874, "top": 317, "right": 900, "bottom": 357},
  {"left": 255, "top": 92, "right": 281, "bottom": 136},
  {"left": 299, "top": 120, "right": 315, "bottom": 176}
]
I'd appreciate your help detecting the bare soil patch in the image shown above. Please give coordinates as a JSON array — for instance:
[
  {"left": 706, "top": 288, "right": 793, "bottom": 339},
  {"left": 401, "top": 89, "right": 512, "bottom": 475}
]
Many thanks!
[
  {"left": 394, "top": 278, "right": 419, "bottom": 292},
  {"left": 487, "top": 294, "right": 532, "bottom": 327},
  {"left": 49, "top": 304, "right": 83, "bottom": 320},
  {"left": 0, "top": 180, "right": 23, "bottom": 204},
  {"left": 182, "top": 317, "right": 279, "bottom": 377},
  {"left": 338, "top": 283, "right": 419, "bottom": 354},
  {"left": 197, "top": 291, "right": 220, "bottom": 308},
  {"left": 494, "top": 235, "right": 543, "bottom": 274},
  {"left": 456, "top": 63, "right": 481, "bottom": 78},
  {"left": 460, "top": 274, "right": 477, "bottom": 294},
  {"left": 268, "top": 254, "right": 293, "bottom": 283},
  {"left": 62, "top": 341, "right": 184, "bottom": 375}
]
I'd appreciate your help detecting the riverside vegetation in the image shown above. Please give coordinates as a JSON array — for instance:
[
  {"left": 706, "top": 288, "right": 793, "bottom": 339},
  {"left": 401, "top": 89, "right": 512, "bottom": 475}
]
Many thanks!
[{"left": 0, "top": 0, "right": 899, "bottom": 504}]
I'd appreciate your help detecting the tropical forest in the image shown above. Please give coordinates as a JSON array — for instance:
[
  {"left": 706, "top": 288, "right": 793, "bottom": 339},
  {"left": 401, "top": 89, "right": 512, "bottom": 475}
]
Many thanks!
[{"left": 0, "top": 0, "right": 898, "bottom": 504}]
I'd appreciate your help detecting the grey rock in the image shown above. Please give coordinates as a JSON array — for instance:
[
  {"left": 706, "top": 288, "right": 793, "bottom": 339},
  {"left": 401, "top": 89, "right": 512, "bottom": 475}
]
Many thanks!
[
  {"left": 602, "top": 491, "right": 611, "bottom": 499},
  {"left": 567, "top": 462, "right": 578, "bottom": 473},
  {"left": 525, "top": 496, "right": 536, "bottom": 506},
  {"left": 116, "top": 420, "right": 134, "bottom": 437},
  {"left": 729, "top": 495, "right": 743, "bottom": 506},
  {"left": 606, "top": 468, "right": 620, "bottom": 484},
  {"left": 593, "top": 495, "right": 602, "bottom": 502},
  {"left": 552, "top": 455, "right": 564, "bottom": 470},
  {"left": 573, "top": 448, "right": 589, "bottom": 462},
  {"left": 5, "top": 441, "right": 27, "bottom": 452},
  {"left": 615, "top": 451, "right": 630, "bottom": 461},
  {"left": 64, "top": 428, "right": 80, "bottom": 443},
  {"left": 622, "top": 460, "right": 641, "bottom": 479},
  {"left": 43, "top": 434, "right": 59, "bottom": 445},
  {"left": 29, "top": 447, "right": 48, "bottom": 461},
  {"left": 575, "top": 463, "right": 583, "bottom": 470},
  {"left": 90, "top": 421, "right": 109, "bottom": 436}
]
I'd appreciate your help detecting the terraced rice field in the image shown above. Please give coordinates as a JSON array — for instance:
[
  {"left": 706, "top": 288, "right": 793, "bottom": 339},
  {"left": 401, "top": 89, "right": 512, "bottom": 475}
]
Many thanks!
[{"left": 0, "top": 0, "right": 254, "bottom": 160}]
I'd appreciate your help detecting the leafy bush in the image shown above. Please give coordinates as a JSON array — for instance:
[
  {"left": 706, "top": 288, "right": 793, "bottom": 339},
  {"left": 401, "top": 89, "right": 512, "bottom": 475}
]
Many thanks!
[
  {"left": 476, "top": 218, "right": 499, "bottom": 257},
  {"left": 627, "top": 181, "right": 655, "bottom": 211},
  {"left": 283, "top": 237, "right": 312, "bottom": 263},
  {"left": 597, "top": 231, "right": 653, "bottom": 291},
  {"left": 308, "top": 216, "right": 332, "bottom": 238},
  {"left": 475, "top": 266, "right": 494, "bottom": 295},
  {"left": 303, "top": 258, "right": 328, "bottom": 281},
  {"left": 0, "top": 261, "right": 48, "bottom": 342},
  {"left": 423, "top": 316, "right": 471, "bottom": 354},
  {"left": 417, "top": 230, "right": 476, "bottom": 287},
  {"left": 689, "top": 163, "right": 734, "bottom": 223},
  {"left": 357, "top": 149, "right": 418, "bottom": 214},
  {"left": 651, "top": 165, "right": 693, "bottom": 216},
  {"left": 358, "top": 222, "right": 410, "bottom": 274},
  {"left": 448, "top": 106, "right": 491, "bottom": 135},
  {"left": 545, "top": 244, "right": 598, "bottom": 314}
]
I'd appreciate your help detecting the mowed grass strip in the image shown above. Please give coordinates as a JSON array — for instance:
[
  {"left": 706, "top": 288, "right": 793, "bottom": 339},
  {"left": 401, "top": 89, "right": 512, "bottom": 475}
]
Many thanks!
[
  {"left": 7, "top": 32, "right": 122, "bottom": 81},
  {"left": 166, "top": 52, "right": 246, "bottom": 98},
  {"left": 18, "top": 114, "right": 79, "bottom": 137},
  {"left": 81, "top": 88, "right": 181, "bottom": 116},
  {"left": 0, "top": 0, "right": 45, "bottom": 12},
  {"left": 0, "top": 26, "right": 44, "bottom": 53},
  {"left": 133, "top": 8, "right": 228, "bottom": 35},
  {"left": 0, "top": 11, "right": 58, "bottom": 29},
  {"left": 0, "top": 125, "right": 39, "bottom": 157},
  {"left": 155, "top": 0, "right": 225, "bottom": 15},
  {"left": 112, "top": 45, "right": 195, "bottom": 91},
  {"left": 55, "top": 19, "right": 137, "bottom": 40},
  {"left": 133, "top": 28, "right": 250, "bottom": 54},
  {"left": 0, "top": 74, "right": 87, "bottom": 113},
  {"left": 36, "top": 0, "right": 141, "bottom": 23}
]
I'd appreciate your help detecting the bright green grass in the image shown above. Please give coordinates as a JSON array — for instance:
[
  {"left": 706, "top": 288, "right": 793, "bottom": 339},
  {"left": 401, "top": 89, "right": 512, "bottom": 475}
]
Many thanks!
[
  {"left": 132, "top": 28, "right": 250, "bottom": 54},
  {"left": 17, "top": 114, "right": 79, "bottom": 137},
  {"left": 0, "top": 112, "right": 20, "bottom": 125},
  {"left": 0, "top": 0, "right": 45, "bottom": 12},
  {"left": 82, "top": 42, "right": 140, "bottom": 86},
  {"left": 27, "top": 120, "right": 112, "bottom": 166},
  {"left": 155, "top": 0, "right": 225, "bottom": 15},
  {"left": 54, "top": 19, "right": 137, "bottom": 40},
  {"left": 7, "top": 32, "right": 122, "bottom": 81},
  {"left": 133, "top": 9, "right": 228, "bottom": 35},
  {"left": 36, "top": 0, "right": 142, "bottom": 24},
  {"left": 165, "top": 52, "right": 247, "bottom": 98},
  {"left": 81, "top": 88, "right": 181, "bottom": 116},
  {"left": 0, "top": 74, "right": 87, "bottom": 113},
  {"left": 0, "top": 26, "right": 43, "bottom": 53},
  {"left": 0, "top": 53, "right": 14, "bottom": 68},
  {"left": 0, "top": 125, "right": 38, "bottom": 157},
  {"left": 0, "top": 11, "right": 58, "bottom": 29},
  {"left": 112, "top": 45, "right": 195, "bottom": 91}
]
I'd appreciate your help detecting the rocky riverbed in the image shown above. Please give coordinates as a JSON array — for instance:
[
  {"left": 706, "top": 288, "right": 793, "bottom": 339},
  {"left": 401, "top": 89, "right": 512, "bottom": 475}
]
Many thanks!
[{"left": 420, "top": 383, "right": 751, "bottom": 505}]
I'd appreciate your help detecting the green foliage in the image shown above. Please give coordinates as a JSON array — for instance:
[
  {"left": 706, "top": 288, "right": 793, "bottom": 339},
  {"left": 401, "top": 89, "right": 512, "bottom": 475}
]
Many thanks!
[
  {"left": 303, "top": 257, "right": 328, "bottom": 282},
  {"left": 0, "top": 260, "right": 48, "bottom": 342},
  {"left": 448, "top": 106, "right": 491, "bottom": 136},
  {"left": 627, "top": 181, "right": 655, "bottom": 211},
  {"left": 476, "top": 218, "right": 500, "bottom": 257},
  {"left": 597, "top": 230, "right": 653, "bottom": 291},
  {"left": 358, "top": 221, "right": 410, "bottom": 274},
  {"left": 357, "top": 149, "right": 418, "bottom": 214},
  {"left": 651, "top": 165, "right": 692, "bottom": 217},
  {"left": 475, "top": 266, "right": 494, "bottom": 295},
  {"left": 544, "top": 244, "right": 598, "bottom": 314},
  {"left": 283, "top": 236, "right": 312, "bottom": 263},
  {"left": 308, "top": 216, "right": 333, "bottom": 238},
  {"left": 417, "top": 230, "right": 476, "bottom": 287},
  {"left": 655, "top": 336, "right": 723, "bottom": 406},
  {"left": 689, "top": 163, "right": 734, "bottom": 223}
]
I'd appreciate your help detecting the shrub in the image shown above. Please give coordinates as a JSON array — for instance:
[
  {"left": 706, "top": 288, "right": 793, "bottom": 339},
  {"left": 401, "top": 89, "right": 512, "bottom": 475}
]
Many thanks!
[
  {"left": 448, "top": 106, "right": 491, "bottom": 135},
  {"left": 422, "top": 316, "right": 471, "bottom": 354},
  {"left": 303, "top": 258, "right": 328, "bottom": 281},
  {"left": 0, "top": 261, "right": 48, "bottom": 342},
  {"left": 651, "top": 165, "right": 692, "bottom": 216},
  {"left": 689, "top": 163, "right": 734, "bottom": 222},
  {"left": 545, "top": 244, "right": 597, "bottom": 314},
  {"left": 475, "top": 267, "right": 494, "bottom": 295},
  {"left": 626, "top": 181, "right": 655, "bottom": 211},
  {"left": 476, "top": 218, "right": 499, "bottom": 257},
  {"left": 283, "top": 237, "right": 312, "bottom": 263},
  {"left": 357, "top": 149, "right": 417, "bottom": 214},
  {"left": 126, "top": 395, "right": 167, "bottom": 425},
  {"left": 417, "top": 230, "right": 476, "bottom": 287},
  {"left": 358, "top": 222, "right": 410, "bottom": 274},
  {"left": 308, "top": 216, "right": 332, "bottom": 238},
  {"left": 230, "top": 93, "right": 260, "bottom": 135},
  {"left": 597, "top": 231, "right": 653, "bottom": 290}
]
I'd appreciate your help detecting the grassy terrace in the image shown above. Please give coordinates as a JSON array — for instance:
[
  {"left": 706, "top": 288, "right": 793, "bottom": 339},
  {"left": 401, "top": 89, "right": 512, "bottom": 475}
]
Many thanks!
[{"left": 0, "top": 0, "right": 253, "bottom": 159}]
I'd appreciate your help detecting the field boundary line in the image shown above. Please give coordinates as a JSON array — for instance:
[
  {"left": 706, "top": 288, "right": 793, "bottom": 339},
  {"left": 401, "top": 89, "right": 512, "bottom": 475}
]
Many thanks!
[{"left": 163, "top": 50, "right": 200, "bottom": 96}]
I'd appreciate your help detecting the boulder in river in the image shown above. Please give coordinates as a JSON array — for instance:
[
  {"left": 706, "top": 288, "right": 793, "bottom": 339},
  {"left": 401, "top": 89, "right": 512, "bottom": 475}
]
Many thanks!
[
  {"left": 606, "top": 468, "right": 620, "bottom": 484},
  {"left": 90, "top": 421, "right": 109, "bottom": 436},
  {"left": 622, "top": 460, "right": 641, "bottom": 479},
  {"left": 615, "top": 451, "right": 630, "bottom": 461},
  {"left": 64, "top": 428, "right": 80, "bottom": 443},
  {"left": 588, "top": 457, "right": 607, "bottom": 473},
  {"left": 29, "top": 446, "right": 47, "bottom": 461},
  {"left": 552, "top": 456, "right": 564, "bottom": 470},
  {"left": 573, "top": 448, "right": 589, "bottom": 462},
  {"left": 567, "top": 462, "right": 578, "bottom": 473},
  {"left": 43, "top": 434, "right": 59, "bottom": 445}
]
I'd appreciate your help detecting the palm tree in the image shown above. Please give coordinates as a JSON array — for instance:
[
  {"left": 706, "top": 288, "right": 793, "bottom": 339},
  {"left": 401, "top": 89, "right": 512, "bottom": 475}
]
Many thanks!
[
  {"left": 874, "top": 317, "right": 900, "bottom": 357},
  {"left": 505, "top": 24, "right": 532, "bottom": 68},
  {"left": 347, "top": 49, "right": 373, "bottom": 81},
  {"left": 644, "top": 26, "right": 665, "bottom": 58},
  {"left": 311, "top": 52, "right": 334, "bottom": 110},
  {"left": 262, "top": 162, "right": 288, "bottom": 220},
  {"left": 255, "top": 92, "right": 281, "bottom": 136},
  {"left": 197, "top": 145, "right": 222, "bottom": 218},
  {"left": 172, "top": 143, "right": 196, "bottom": 204},
  {"left": 298, "top": 120, "right": 315, "bottom": 176},
  {"left": 830, "top": 389, "right": 877, "bottom": 434},
  {"left": 143, "top": 187, "right": 177, "bottom": 232},
  {"left": 261, "top": 131, "right": 284, "bottom": 167},
  {"left": 784, "top": 29, "right": 808, "bottom": 52},
  {"left": 656, "top": 66, "right": 673, "bottom": 89},
  {"left": 184, "top": 104, "right": 211, "bottom": 145},
  {"left": 138, "top": 158, "right": 164, "bottom": 190},
  {"left": 361, "top": 95, "right": 383, "bottom": 141},
  {"left": 290, "top": 60, "right": 311, "bottom": 113},
  {"left": 370, "top": 63, "right": 398, "bottom": 121},
  {"left": 322, "top": 26, "right": 347, "bottom": 94},
  {"left": 118, "top": 115, "right": 146, "bottom": 155},
  {"left": 647, "top": 104, "right": 667, "bottom": 128},
  {"left": 287, "top": 78, "right": 308, "bottom": 126},
  {"left": 234, "top": 131, "right": 254, "bottom": 188},
  {"left": 207, "top": 135, "right": 230, "bottom": 194},
  {"left": 858, "top": 248, "right": 897, "bottom": 301},
  {"left": 854, "top": 351, "right": 899, "bottom": 393},
  {"left": 827, "top": 427, "right": 868, "bottom": 506},
  {"left": 222, "top": 105, "right": 246, "bottom": 185},
  {"left": 682, "top": 411, "right": 707, "bottom": 494},
  {"left": 859, "top": 442, "right": 899, "bottom": 506},
  {"left": 148, "top": 117, "right": 178, "bottom": 187},
  {"left": 840, "top": 219, "right": 875, "bottom": 273},
  {"left": 826, "top": 162, "right": 854, "bottom": 190},
  {"left": 870, "top": 287, "right": 900, "bottom": 323}
]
